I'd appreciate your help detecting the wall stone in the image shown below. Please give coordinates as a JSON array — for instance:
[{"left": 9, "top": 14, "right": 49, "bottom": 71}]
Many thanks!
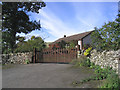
[
  {"left": 90, "top": 49, "right": 120, "bottom": 74},
  {"left": 1, "top": 52, "right": 33, "bottom": 64}
]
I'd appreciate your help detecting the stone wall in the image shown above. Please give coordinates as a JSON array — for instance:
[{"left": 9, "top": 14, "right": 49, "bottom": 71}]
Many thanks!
[
  {"left": 2, "top": 52, "right": 33, "bottom": 64},
  {"left": 90, "top": 49, "right": 120, "bottom": 74}
]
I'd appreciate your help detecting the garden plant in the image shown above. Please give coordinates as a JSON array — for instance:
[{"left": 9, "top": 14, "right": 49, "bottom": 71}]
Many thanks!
[{"left": 71, "top": 55, "right": 120, "bottom": 89}]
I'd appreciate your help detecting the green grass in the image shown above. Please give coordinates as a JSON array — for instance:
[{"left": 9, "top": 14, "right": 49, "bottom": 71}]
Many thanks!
[
  {"left": 2, "top": 64, "right": 18, "bottom": 69},
  {"left": 72, "top": 79, "right": 105, "bottom": 88}
]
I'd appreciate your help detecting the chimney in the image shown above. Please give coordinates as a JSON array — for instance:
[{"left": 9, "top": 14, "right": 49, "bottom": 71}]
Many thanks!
[{"left": 64, "top": 35, "right": 66, "bottom": 37}]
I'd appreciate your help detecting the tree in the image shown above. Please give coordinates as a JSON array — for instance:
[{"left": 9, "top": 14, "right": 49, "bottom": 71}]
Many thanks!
[
  {"left": 2, "top": 31, "right": 13, "bottom": 53},
  {"left": 16, "top": 36, "right": 25, "bottom": 42},
  {"left": 15, "top": 36, "right": 46, "bottom": 52},
  {"left": 31, "top": 35, "right": 35, "bottom": 40},
  {"left": 91, "top": 14, "right": 120, "bottom": 51},
  {"left": 2, "top": 2, "right": 46, "bottom": 52},
  {"left": 68, "top": 40, "right": 77, "bottom": 49},
  {"left": 91, "top": 6, "right": 120, "bottom": 51},
  {"left": 58, "top": 40, "right": 67, "bottom": 49}
]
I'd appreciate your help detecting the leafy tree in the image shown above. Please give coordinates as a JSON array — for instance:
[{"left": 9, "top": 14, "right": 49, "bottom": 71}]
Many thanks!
[
  {"left": 16, "top": 36, "right": 25, "bottom": 42},
  {"left": 2, "top": 2, "right": 46, "bottom": 52},
  {"left": 91, "top": 14, "right": 120, "bottom": 51},
  {"left": 31, "top": 35, "right": 35, "bottom": 40},
  {"left": 68, "top": 40, "right": 77, "bottom": 49},
  {"left": 2, "top": 31, "right": 12, "bottom": 54},
  {"left": 58, "top": 40, "right": 67, "bottom": 49},
  {"left": 15, "top": 36, "right": 46, "bottom": 52}
]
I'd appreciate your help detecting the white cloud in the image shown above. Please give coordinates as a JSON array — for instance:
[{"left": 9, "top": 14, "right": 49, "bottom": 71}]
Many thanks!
[
  {"left": 72, "top": 2, "right": 117, "bottom": 29},
  {"left": 30, "top": 7, "right": 95, "bottom": 42},
  {"left": 17, "top": 2, "right": 117, "bottom": 42},
  {"left": 16, "top": 31, "right": 45, "bottom": 41},
  {"left": 38, "top": 9, "right": 81, "bottom": 38},
  {"left": 43, "top": 0, "right": 119, "bottom": 2}
]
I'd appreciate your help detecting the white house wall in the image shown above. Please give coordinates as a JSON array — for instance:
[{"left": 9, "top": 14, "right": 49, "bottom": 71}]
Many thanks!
[{"left": 78, "top": 40, "right": 82, "bottom": 50}]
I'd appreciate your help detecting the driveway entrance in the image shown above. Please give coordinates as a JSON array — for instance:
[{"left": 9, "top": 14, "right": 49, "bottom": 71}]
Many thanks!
[{"left": 3, "top": 63, "right": 94, "bottom": 88}]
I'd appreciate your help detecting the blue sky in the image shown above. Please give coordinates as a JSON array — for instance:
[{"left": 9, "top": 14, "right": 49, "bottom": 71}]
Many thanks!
[{"left": 17, "top": 2, "right": 118, "bottom": 42}]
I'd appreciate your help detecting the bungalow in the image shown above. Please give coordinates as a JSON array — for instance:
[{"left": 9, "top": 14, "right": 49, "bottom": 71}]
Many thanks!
[{"left": 49, "top": 30, "right": 94, "bottom": 50}]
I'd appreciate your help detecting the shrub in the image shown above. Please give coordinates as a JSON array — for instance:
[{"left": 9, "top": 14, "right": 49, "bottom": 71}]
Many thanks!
[
  {"left": 71, "top": 55, "right": 91, "bottom": 67},
  {"left": 72, "top": 62, "right": 119, "bottom": 89},
  {"left": 71, "top": 56, "right": 120, "bottom": 89},
  {"left": 89, "top": 62, "right": 95, "bottom": 69},
  {"left": 94, "top": 66, "right": 113, "bottom": 80},
  {"left": 25, "top": 59, "right": 30, "bottom": 64},
  {"left": 100, "top": 72, "right": 120, "bottom": 89},
  {"left": 83, "top": 44, "right": 91, "bottom": 50},
  {"left": 84, "top": 47, "right": 92, "bottom": 56}
]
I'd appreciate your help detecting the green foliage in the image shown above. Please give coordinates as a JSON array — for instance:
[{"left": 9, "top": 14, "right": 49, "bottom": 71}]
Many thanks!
[
  {"left": 76, "top": 70, "right": 119, "bottom": 89},
  {"left": 91, "top": 11, "right": 120, "bottom": 51},
  {"left": 94, "top": 66, "right": 113, "bottom": 80},
  {"left": 91, "top": 17, "right": 120, "bottom": 51},
  {"left": 57, "top": 40, "right": 77, "bottom": 49},
  {"left": 16, "top": 36, "right": 25, "bottom": 42},
  {"left": 89, "top": 63, "right": 116, "bottom": 80},
  {"left": 100, "top": 73, "right": 120, "bottom": 89},
  {"left": 31, "top": 36, "right": 36, "bottom": 40},
  {"left": 2, "top": 31, "right": 12, "bottom": 54},
  {"left": 25, "top": 59, "right": 30, "bottom": 64},
  {"left": 69, "top": 41, "right": 75, "bottom": 48},
  {"left": 89, "top": 62, "right": 95, "bottom": 69},
  {"left": 15, "top": 36, "right": 46, "bottom": 52},
  {"left": 71, "top": 55, "right": 91, "bottom": 67},
  {"left": 58, "top": 40, "right": 67, "bottom": 49},
  {"left": 83, "top": 44, "right": 91, "bottom": 50},
  {"left": 68, "top": 40, "right": 77, "bottom": 49},
  {"left": 84, "top": 47, "right": 92, "bottom": 56},
  {"left": 71, "top": 58, "right": 119, "bottom": 89},
  {"left": 2, "top": 2, "right": 46, "bottom": 52}
]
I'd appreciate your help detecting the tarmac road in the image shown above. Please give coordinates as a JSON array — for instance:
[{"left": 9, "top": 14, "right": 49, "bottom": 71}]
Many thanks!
[{"left": 2, "top": 63, "right": 95, "bottom": 88}]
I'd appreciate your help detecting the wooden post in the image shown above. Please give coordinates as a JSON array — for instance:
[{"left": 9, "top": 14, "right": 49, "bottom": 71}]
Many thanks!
[
  {"left": 80, "top": 39, "right": 83, "bottom": 50},
  {"left": 33, "top": 48, "right": 36, "bottom": 63}
]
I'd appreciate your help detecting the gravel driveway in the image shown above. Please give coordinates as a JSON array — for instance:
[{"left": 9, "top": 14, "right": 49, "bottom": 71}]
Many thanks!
[{"left": 2, "top": 63, "right": 95, "bottom": 88}]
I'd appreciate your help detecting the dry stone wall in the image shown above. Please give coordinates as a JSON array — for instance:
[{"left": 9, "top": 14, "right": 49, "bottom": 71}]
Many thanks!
[
  {"left": 90, "top": 49, "right": 120, "bottom": 74},
  {"left": 2, "top": 52, "right": 33, "bottom": 64}
]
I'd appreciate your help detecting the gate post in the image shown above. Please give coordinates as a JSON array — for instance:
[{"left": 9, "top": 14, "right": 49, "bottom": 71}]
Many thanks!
[
  {"left": 77, "top": 45, "right": 81, "bottom": 58},
  {"left": 33, "top": 48, "right": 37, "bottom": 63}
]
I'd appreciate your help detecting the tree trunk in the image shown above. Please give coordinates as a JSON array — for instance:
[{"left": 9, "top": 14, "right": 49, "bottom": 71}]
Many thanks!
[{"left": 10, "top": 32, "right": 16, "bottom": 53}]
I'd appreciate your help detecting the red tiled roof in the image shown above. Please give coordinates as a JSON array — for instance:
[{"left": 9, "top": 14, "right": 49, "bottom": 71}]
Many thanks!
[{"left": 50, "top": 30, "right": 94, "bottom": 45}]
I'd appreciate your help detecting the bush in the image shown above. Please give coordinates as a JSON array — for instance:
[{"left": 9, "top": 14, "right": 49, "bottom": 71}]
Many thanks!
[
  {"left": 71, "top": 58, "right": 120, "bottom": 89},
  {"left": 100, "top": 72, "right": 120, "bottom": 89},
  {"left": 84, "top": 47, "right": 92, "bottom": 56},
  {"left": 94, "top": 66, "right": 114, "bottom": 80},
  {"left": 25, "top": 59, "right": 30, "bottom": 64},
  {"left": 83, "top": 44, "right": 91, "bottom": 50},
  {"left": 71, "top": 55, "right": 91, "bottom": 67}
]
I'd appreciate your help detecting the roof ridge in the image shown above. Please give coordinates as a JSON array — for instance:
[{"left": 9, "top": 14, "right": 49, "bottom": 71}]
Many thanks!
[
  {"left": 58, "top": 30, "right": 94, "bottom": 39},
  {"left": 50, "top": 30, "right": 94, "bottom": 45}
]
